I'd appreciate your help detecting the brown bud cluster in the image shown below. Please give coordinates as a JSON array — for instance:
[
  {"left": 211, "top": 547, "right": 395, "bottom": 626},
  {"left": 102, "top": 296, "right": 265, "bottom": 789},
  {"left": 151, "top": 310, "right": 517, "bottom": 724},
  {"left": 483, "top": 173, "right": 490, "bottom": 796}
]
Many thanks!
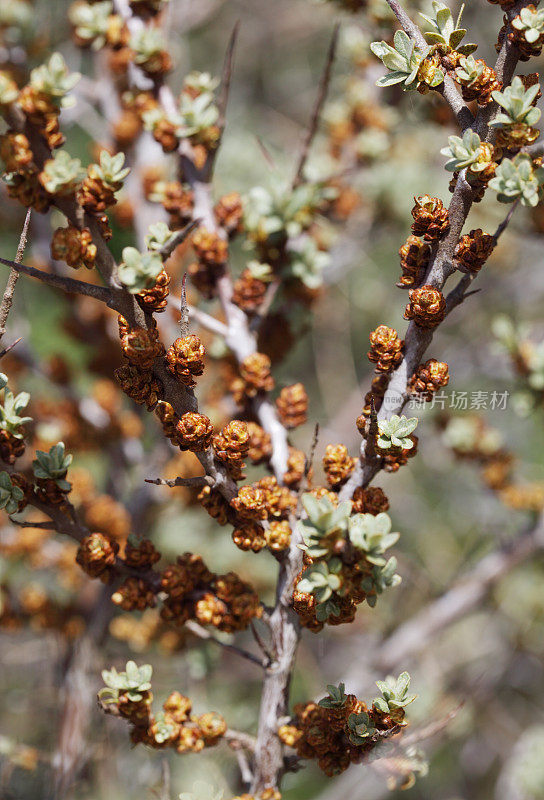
[
  {"left": 276, "top": 383, "right": 308, "bottom": 428},
  {"left": 239, "top": 352, "right": 275, "bottom": 397},
  {"left": 232, "top": 521, "right": 266, "bottom": 552},
  {"left": 175, "top": 412, "right": 214, "bottom": 452},
  {"left": 18, "top": 85, "right": 64, "bottom": 149},
  {"left": 283, "top": 686, "right": 408, "bottom": 778},
  {"left": 398, "top": 236, "right": 431, "bottom": 289},
  {"left": 198, "top": 485, "right": 230, "bottom": 525},
  {"left": 246, "top": 422, "right": 273, "bottom": 464},
  {"left": 409, "top": 359, "right": 450, "bottom": 401},
  {"left": 351, "top": 486, "right": 389, "bottom": 515},
  {"left": 112, "top": 577, "right": 156, "bottom": 611},
  {"left": 115, "top": 364, "right": 163, "bottom": 411},
  {"left": 283, "top": 448, "right": 307, "bottom": 488},
  {"left": 265, "top": 520, "right": 292, "bottom": 552},
  {"left": 367, "top": 326, "right": 404, "bottom": 373},
  {"left": 0, "top": 431, "right": 26, "bottom": 465},
  {"left": 161, "top": 181, "right": 194, "bottom": 229},
  {"left": 101, "top": 678, "right": 226, "bottom": 756},
  {"left": 137, "top": 269, "right": 170, "bottom": 313},
  {"left": 76, "top": 533, "right": 119, "bottom": 579},
  {"left": 214, "top": 192, "right": 243, "bottom": 236},
  {"left": 323, "top": 444, "right": 356, "bottom": 488},
  {"left": 231, "top": 477, "right": 296, "bottom": 522},
  {"left": 454, "top": 229, "right": 495, "bottom": 273},
  {"left": 411, "top": 195, "right": 450, "bottom": 241},
  {"left": 232, "top": 269, "right": 267, "bottom": 312},
  {"left": 404, "top": 285, "right": 446, "bottom": 329},
  {"left": 213, "top": 420, "right": 250, "bottom": 479},
  {"left": 188, "top": 227, "right": 228, "bottom": 297},
  {"left": 160, "top": 553, "right": 262, "bottom": 632},
  {"left": 119, "top": 316, "right": 164, "bottom": 368},
  {"left": 51, "top": 226, "right": 97, "bottom": 270},
  {"left": 166, "top": 335, "right": 205, "bottom": 387}
]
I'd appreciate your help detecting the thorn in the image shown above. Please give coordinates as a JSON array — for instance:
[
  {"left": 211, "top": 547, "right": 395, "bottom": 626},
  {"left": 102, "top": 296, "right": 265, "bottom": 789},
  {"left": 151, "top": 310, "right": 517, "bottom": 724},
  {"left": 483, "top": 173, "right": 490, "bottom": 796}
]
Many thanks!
[
  {"left": 0, "top": 336, "right": 22, "bottom": 359},
  {"left": 218, "top": 21, "right": 241, "bottom": 130},
  {"left": 160, "top": 218, "right": 200, "bottom": 260},
  {"left": 255, "top": 136, "right": 277, "bottom": 171},
  {"left": 180, "top": 273, "right": 190, "bottom": 337},
  {"left": 293, "top": 24, "right": 340, "bottom": 188}
]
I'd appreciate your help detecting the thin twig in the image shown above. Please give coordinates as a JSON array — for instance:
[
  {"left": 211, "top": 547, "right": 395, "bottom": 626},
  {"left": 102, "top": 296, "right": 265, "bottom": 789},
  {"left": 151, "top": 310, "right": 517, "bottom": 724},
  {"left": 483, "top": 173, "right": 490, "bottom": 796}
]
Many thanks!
[
  {"left": 217, "top": 22, "right": 241, "bottom": 131},
  {"left": 0, "top": 337, "right": 22, "bottom": 360},
  {"left": 493, "top": 200, "right": 519, "bottom": 242},
  {"left": 0, "top": 256, "right": 115, "bottom": 305},
  {"left": 144, "top": 474, "right": 214, "bottom": 488},
  {"left": 185, "top": 620, "right": 266, "bottom": 668},
  {"left": 9, "top": 519, "right": 57, "bottom": 529},
  {"left": 0, "top": 209, "right": 31, "bottom": 340},
  {"left": 293, "top": 25, "right": 339, "bottom": 188},
  {"left": 160, "top": 219, "right": 200, "bottom": 260},
  {"left": 224, "top": 729, "right": 257, "bottom": 751},
  {"left": 180, "top": 273, "right": 190, "bottom": 337}
]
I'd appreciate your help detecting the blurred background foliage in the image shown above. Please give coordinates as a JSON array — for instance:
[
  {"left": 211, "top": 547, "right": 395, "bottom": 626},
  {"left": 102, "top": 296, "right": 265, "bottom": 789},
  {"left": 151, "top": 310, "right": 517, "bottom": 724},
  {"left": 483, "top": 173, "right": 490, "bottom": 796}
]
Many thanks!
[{"left": 1, "top": 0, "right": 544, "bottom": 799}]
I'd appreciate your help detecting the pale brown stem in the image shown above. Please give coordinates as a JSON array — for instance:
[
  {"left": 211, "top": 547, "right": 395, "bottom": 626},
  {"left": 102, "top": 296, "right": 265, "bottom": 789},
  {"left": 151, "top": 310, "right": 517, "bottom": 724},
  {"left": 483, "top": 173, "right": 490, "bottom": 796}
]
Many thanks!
[{"left": 0, "top": 209, "right": 31, "bottom": 341}]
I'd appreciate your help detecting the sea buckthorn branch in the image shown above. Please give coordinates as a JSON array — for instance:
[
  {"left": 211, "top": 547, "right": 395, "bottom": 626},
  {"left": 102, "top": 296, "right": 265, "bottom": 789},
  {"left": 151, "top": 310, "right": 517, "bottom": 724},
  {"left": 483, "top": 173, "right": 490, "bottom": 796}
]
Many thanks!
[
  {"left": 159, "top": 26, "right": 292, "bottom": 485},
  {"left": 184, "top": 620, "right": 268, "bottom": 669},
  {"left": 293, "top": 24, "right": 340, "bottom": 188},
  {"left": 384, "top": 0, "right": 474, "bottom": 131},
  {"left": 0, "top": 208, "right": 31, "bottom": 341},
  {"left": 339, "top": 2, "right": 532, "bottom": 501},
  {"left": 0, "top": 106, "right": 239, "bottom": 505}
]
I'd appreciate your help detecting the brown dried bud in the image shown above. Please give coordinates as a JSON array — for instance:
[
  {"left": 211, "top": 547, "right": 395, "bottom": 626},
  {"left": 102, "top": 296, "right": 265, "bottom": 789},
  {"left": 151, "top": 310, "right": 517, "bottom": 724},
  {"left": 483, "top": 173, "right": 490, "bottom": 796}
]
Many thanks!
[
  {"left": 115, "top": 363, "right": 163, "bottom": 411},
  {"left": 411, "top": 195, "right": 450, "bottom": 241},
  {"left": 246, "top": 422, "right": 272, "bottom": 464},
  {"left": 351, "top": 486, "right": 389, "bottom": 515},
  {"left": 240, "top": 352, "right": 274, "bottom": 395},
  {"left": 111, "top": 577, "right": 156, "bottom": 611},
  {"left": 124, "top": 538, "right": 161, "bottom": 569},
  {"left": 231, "top": 484, "right": 268, "bottom": 520},
  {"left": 232, "top": 521, "right": 266, "bottom": 552},
  {"left": 398, "top": 235, "right": 431, "bottom": 289},
  {"left": 454, "top": 229, "right": 495, "bottom": 273},
  {"left": 0, "top": 131, "right": 34, "bottom": 172},
  {"left": 214, "top": 192, "right": 243, "bottom": 236},
  {"left": 213, "top": 420, "right": 250, "bottom": 463},
  {"left": 323, "top": 444, "right": 356, "bottom": 488},
  {"left": 51, "top": 226, "right": 97, "bottom": 269},
  {"left": 232, "top": 269, "right": 267, "bottom": 312},
  {"left": 192, "top": 226, "right": 228, "bottom": 267},
  {"left": 404, "top": 285, "right": 446, "bottom": 329},
  {"left": 166, "top": 334, "right": 205, "bottom": 386},
  {"left": 137, "top": 268, "right": 170, "bottom": 313},
  {"left": 266, "top": 520, "right": 291, "bottom": 552},
  {"left": 367, "top": 326, "right": 404, "bottom": 373},
  {"left": 120, "top": 319, "right": 164, "bottom": 368},
  {"left": 409, "top": 358, "right": 450, "bottom": 400},
  {"left": 276, "top": 383, "right": 308, "bottom": 428},
  {"left": 175, "top": 412, "right": 214, "bottom": 451},
  {"left": 198, "top": 485, "right": 229, "bottom": 525},
  {"left": 76, "top": 533, "right": 119, "bottom": 578},
  {"left": 283, "top": 447, "right": 307, "bottom": 488}
]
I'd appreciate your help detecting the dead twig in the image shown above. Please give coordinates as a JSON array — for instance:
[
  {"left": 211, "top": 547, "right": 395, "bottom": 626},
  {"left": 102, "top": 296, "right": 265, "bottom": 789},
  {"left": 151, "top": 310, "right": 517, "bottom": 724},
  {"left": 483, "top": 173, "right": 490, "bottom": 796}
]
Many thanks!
[
  {"left": 0, "top": 209, "right": 32, "bottom": 341},
  {"left": 293, "top": 25, "right": 339, "bottom": 188}
]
